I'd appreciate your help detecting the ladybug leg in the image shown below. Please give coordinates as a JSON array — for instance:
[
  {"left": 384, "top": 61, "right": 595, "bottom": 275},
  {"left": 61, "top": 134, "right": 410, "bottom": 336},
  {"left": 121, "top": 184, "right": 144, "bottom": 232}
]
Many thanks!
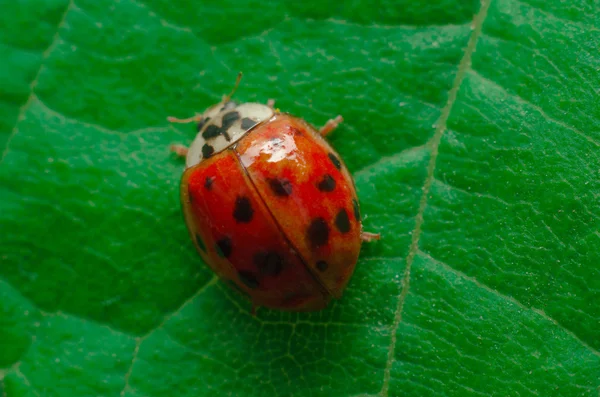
[
  {"left": 167, "top": 116, "right": 200, "bottom": 157},
  {"left": 319, "top": 115, "right": 343, "bottom": 136},
  {"left": 266, "top": 99, "right": 276, "bottom": 109},
  {"left": 167, "top": 115, "right": 203, "bottom": 124},
  {"left": 170, "top": 144, "right": 188, "bottom": 157},
  {"left": 361, "top": 231, "right": 381, "bottom": 242}
]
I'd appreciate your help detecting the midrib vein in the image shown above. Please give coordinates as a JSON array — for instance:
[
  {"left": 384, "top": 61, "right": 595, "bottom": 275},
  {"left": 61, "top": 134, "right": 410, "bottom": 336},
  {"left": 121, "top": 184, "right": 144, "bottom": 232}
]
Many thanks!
[
  {"left": 379, "top": 1, "right": 491, "bottom": 395},
  {"left": 0, "top": 0, "right": 74, "bottom": 163}
]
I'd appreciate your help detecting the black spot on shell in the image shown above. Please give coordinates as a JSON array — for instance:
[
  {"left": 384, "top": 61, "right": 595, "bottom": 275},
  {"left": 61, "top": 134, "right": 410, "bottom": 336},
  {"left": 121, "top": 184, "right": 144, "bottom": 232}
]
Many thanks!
[
  {"left": 202, "top": 124, "right": 221, "bottom": 139},
  {"left": 316, "top": 260, "right": 328, "bottom": 272},
  {"left": 241, "top": 117, "right": 257, "bottom": 130},
  {"left": 195, "top": 234, "right": 206, "bottom": 252},
  {"left": 328, "top": 153, "right": 342, "bottom": 170},
  {"left": 317, "top": 174, "right": 336, "bottom": 192},
  {"left": 239, "top": 271, "right": 259, "bottom": 289},
  {"left": 307, "top": 218, "right": 329, "bottom": 248},
  {"left": 352, "top": 199, "right": 360, "bottom": 221},
  {"left": 187, "top": 184, "right": 195, "bottom": 203},
  {"left": 254, "top": 252, "right": 284, "bottom": 276},
  {"left": 215, "top": 237, "right": 232, "bottom": 258},
  {"left": 233, "top": 196, "right": 254, "bottom": 223},
  {"left": 335, "top": 209, "right": 351, "bottom": 233},
  {"left": 205, "top": 176, "right": 215, "bottom": 190},
  {"left": 202, "top": 144, "right": 214, "bottom": 158},
  {"left": 268, "top": 178, "right": 293, "bottom": 197}
]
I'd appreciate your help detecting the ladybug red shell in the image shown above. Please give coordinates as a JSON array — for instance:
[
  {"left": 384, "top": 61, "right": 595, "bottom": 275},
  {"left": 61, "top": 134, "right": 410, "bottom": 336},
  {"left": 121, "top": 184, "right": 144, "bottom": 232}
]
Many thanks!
[{"left": 170, "top": 77, "right": 379, "bottom": 311}]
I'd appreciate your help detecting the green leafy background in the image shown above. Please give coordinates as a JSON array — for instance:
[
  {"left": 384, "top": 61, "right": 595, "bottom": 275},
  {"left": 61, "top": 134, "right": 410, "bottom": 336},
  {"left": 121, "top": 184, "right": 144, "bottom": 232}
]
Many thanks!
[{"left": 1, "top": 0, "right": 599, "bottom": 395}]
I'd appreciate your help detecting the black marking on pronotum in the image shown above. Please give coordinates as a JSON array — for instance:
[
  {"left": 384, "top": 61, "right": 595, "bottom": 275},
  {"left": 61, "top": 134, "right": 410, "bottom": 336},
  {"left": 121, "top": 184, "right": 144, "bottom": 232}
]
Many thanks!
[
  {"left": 221, "top": 111, "right": 240, "bottom": 127},
  {"left": 202, "top": 125, "right": 221, "bottom": 139},
  {"left": 202, "top": 111, "right": 240, "bottom": 142},
  {"left": 317, "top": 174, "right": 336, "bottom": 192},
  {"left": 307, "top": 217, "right": 329, "bottom": 248},
  {"left": 335, "top": 209, "right": 351, "bottom": 233},
  {"left": 268, "top": 178, "right": 293, "bottom": 197},
  {"left": 238, "top": 271, "right": 259, "bottom": 289},
  {"left": 352, "top": 198, "right": 360, "bottom": 221},
  {"left": 220, "top": 111, "right": 240, "bottom": 141},
  {"left": 233, "top": 196, "right": 254, "bottom": 223},
  {"left": 205, "top": 176, "right": 215, "bottom": 190},
  {"left": 195, "top": 234, "right": 206, "bottom": 252},
  {"left": 215, "top": 237, "right": 232, "bottom": 258},
  {"left": 241, "top": 117, "right": 257, "bottom": 130},
  {"left": 202, "top": 144, "right": 214, "bottom": 158},
  {"left": 197, "top": 117, "right": 210, "bottom": 132},
  {"left": 328, "top": 153, "right": 342, "bottom": 170},
  {"left": 316, "top": 260, "right": 328, "bottom": 272},
  {"left": 254, "top": 251, "right": 284, "bottom": 277}
]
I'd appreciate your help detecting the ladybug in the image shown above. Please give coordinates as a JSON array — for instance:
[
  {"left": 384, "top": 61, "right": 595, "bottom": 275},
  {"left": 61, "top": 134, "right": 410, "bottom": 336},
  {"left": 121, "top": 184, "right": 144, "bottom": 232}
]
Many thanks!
[{"left": 169, "top": 74, "right": 379, "bottom": 311}]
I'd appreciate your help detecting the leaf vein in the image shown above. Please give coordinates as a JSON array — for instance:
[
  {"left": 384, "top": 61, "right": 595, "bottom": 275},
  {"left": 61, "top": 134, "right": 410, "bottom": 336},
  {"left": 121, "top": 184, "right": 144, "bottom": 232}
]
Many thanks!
[
  {"left": 163, "top": 331, "right": 239, "bottom": 373},
  {"left": 353, "top": 145, "right": 428, "bottom": 177},
  {"left": 34, "top": 94, "right": 174, "bottom": 136},
  {"left": 469, "top": 69, "right": 600, "bottom": 147},
  {"left": 515, "top": 0, "right": 600, "bottom": 30},
  {"left": 419, "top": 250, "right": 600, "bottom": 358},
  {"left": 129, "top": 0, "right": 197, "bottom": 37},
  {"left": 378, "top": 1, "right": 492, "bottom": 396},
  {"left": 0, "top": 0, "right": 74, "bottom": 164},
  {"left": 119, "top": 275, "right": 218, "bottom": 396}
]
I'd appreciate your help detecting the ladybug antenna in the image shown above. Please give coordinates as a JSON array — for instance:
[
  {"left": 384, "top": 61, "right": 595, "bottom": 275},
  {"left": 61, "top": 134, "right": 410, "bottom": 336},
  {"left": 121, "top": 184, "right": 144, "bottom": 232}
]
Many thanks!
[{"left": 223, "top": 72, "right": 243, "bottom": 103}]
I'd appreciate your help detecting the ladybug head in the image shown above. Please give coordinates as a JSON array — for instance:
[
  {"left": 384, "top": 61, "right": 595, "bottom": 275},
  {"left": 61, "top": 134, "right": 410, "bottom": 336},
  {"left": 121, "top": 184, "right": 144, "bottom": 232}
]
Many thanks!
[
  {"left": 184, "top": 73, "right": 274, "bottom": 169},
  {"left": 198, "top": 99, "right": 239, "bottom": 128},
  {"left": 197, "top": 72, "right": 243, "bottom": 126}
]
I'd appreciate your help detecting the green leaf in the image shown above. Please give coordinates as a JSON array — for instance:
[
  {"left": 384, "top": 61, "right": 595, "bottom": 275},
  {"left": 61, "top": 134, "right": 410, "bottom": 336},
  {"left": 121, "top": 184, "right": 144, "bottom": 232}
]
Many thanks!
[{"left": 1, "top": 0, "right": 599, "bottom": 396}]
